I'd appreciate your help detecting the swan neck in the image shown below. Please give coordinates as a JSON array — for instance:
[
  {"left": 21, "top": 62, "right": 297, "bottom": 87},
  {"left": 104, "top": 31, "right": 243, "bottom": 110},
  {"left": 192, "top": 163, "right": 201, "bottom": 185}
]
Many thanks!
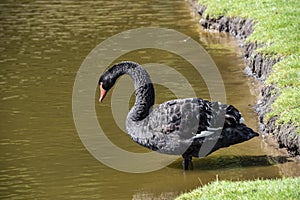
[{"left": 115, "top": 62, "right": 155, "bottom": 121}]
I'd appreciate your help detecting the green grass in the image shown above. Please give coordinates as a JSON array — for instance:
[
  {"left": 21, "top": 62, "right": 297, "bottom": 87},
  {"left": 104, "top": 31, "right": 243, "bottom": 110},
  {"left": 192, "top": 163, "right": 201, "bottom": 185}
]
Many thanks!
[
  {"left": 197, "top": 0, "right": 300, "bottom": 131},
  {"left": 266, "top": 54, "right": 300, "bottom": 125},
  {"left": 176, "top": 177, "right": 300, "bottom": 200}
]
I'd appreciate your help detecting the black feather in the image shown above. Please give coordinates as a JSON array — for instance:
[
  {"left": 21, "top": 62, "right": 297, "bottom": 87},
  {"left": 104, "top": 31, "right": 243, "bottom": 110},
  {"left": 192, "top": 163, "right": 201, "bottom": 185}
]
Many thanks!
[{"left": 99, "top": 62, "right": 259, "bottom": 168}]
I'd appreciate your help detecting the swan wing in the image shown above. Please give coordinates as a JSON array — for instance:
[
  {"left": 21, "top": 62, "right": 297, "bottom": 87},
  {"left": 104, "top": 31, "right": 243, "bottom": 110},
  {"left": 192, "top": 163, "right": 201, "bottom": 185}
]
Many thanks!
[{"left": 145, "top": 98, "right": 215, "bottom": 154}]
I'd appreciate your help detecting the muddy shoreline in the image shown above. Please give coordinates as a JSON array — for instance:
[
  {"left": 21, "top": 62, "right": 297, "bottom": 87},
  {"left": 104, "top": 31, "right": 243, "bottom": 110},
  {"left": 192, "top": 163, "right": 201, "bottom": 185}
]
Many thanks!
[{"left": 189, "top": 0, "right": 299, "bottom": 157}]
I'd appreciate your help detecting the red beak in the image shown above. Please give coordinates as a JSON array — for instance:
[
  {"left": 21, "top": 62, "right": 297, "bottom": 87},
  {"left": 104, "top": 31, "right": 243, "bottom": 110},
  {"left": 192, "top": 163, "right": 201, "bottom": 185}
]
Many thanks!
[{"left": 99, "top": 83, "right": 107, "bottom": 103}]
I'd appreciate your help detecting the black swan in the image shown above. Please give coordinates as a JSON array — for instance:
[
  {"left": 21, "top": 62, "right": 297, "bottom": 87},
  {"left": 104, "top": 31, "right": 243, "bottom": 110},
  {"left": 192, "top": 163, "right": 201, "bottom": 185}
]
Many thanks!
[{"left": 98, "top": 61, "right": 259, "bottom": 170}]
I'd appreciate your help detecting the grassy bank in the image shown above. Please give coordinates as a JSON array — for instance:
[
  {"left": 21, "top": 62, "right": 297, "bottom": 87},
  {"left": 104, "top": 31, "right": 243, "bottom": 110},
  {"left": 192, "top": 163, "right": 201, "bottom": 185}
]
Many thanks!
[
  {"left": 197, "top": 0, "right": 300, "bottom": 131},
  {"left": 176, "top": 0, "right": 300, "bottom": 199},
  {"left": 176, "top": 177, "right": 300, "bottom": 200}
]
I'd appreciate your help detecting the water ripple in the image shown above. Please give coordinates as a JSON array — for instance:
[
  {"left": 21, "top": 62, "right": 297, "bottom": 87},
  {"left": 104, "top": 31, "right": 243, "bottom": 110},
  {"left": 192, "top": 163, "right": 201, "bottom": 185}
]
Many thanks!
[{"left": 1, "top": 0, "right": 297, "bottom": 199}]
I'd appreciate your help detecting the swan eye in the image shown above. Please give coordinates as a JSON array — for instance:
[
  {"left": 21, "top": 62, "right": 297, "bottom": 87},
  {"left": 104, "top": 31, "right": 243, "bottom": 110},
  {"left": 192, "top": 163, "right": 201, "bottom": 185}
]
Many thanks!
[
  {"left": 101, "top": 81, "right": 109, "bottom": 90},
  {"left": 99, "top": 74, "right": 111, "bottom": 90}
]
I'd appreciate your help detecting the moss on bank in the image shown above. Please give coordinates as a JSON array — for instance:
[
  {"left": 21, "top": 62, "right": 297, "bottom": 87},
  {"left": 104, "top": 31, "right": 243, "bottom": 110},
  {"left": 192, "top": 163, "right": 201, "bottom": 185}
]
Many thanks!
[
  {"left": 196, "top": 0, "right": 300, "bottom": 131},
  {"left": 176, "top": 177, "right": 300, "bottom": 200}
]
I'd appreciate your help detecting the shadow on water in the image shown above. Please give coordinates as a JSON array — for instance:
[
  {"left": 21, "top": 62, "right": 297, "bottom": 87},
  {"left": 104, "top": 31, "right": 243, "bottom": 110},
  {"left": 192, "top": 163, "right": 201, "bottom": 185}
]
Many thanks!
[{"left": 169, "top": 155, "right": 291, "bottom": 170}]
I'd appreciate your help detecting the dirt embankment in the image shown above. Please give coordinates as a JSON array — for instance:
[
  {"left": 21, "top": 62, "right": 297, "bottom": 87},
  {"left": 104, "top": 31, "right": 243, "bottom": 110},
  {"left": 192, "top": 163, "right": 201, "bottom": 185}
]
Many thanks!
[{"left": 190, "top": 1, "right": 299, "bottom": 156}]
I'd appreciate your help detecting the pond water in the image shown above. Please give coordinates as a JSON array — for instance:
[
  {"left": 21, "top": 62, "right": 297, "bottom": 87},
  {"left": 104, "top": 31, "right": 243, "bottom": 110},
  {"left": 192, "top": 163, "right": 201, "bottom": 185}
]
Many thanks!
[{"left": 1, "top": 0, "right": 299, "bottom": 199}]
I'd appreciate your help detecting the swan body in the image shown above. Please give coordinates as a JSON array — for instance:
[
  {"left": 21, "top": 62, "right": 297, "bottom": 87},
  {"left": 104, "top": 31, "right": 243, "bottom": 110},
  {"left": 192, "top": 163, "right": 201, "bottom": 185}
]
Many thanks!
[{"left": 98, "top": 61, "right": 259, "bottom": 170}]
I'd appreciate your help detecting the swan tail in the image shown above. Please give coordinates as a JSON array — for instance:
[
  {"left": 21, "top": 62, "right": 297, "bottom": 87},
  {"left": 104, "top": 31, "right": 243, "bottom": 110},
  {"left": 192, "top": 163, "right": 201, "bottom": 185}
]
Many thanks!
[{"left": 228, "top": 123, "right": 258, "bottom": 140}]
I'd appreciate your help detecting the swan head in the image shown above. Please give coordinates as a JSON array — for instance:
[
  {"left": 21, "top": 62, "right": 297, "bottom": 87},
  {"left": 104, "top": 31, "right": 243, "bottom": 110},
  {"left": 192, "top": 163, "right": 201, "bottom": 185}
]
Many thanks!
[{"left": 98, "top": 70, "right": 117, "bottom": 102}]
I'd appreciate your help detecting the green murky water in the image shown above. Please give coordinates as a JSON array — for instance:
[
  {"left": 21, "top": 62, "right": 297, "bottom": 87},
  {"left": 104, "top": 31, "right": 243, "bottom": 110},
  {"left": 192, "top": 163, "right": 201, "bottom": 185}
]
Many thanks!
[{"left": 1, "top": 0, "right": 299, "bottom": 199}]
